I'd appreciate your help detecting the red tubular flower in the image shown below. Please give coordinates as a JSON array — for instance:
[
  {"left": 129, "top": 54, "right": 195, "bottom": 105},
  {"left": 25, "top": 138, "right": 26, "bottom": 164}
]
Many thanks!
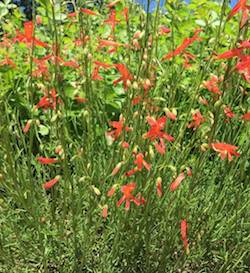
[
  {"left": 241, "top": 112, "right": 250, "bottom": 120},
  {"left": 43, "top": 175, "right": 60, "bottom": 190},
  {"left": 121, "top": 141, "right": 130, "bottom": 149},
  {"left": 23, "top": 120, "right": 32, "bottom": 133},
  {"left": 145, "top": 116, "right": 174, "bottom": 141},
  {"left": 236, "top": 55, "right": 250, "bottom": 82},
  {"left": 13, "top": 21, "right": 48, "bottom": 48},
  {"left": 102, "top": 205, "right": 108, "bottom": 219},
  {"left": 144, "top": 116, "right": 174, "bottom": 155},
  {"left": 162, "top": 29, "right": 202, "bottom": 61},
  {"left": 107, "top": 0, "right": 121, "bottom": 8},
  {"left": 35, "top": 89, "right": 61, "bottom": 111},
  {"left": 170, "top": 172, "right": 185, "bottom": 192},
  {"left": 224, "top": 107, "right": 235, "bottom": 119},
  {"left": 80, "top": 8, "right": 98, "bottom": 16},
  {"left": 154, "top": 138, "right": 166, "bottom": 155},
  {"left": 92, "top": 66, "right": 103, "bottom": 80},
  {"left": 63, "top": 60, "right": 79, "bottom": 69},
  {"left": 113, "top": 64, "right": 133, "bottom": 90},
  {"left": 181, "top": 219, "right": 189, "bottom": 253},
  {"left": 145, "top": 116, "right": 165, "bottom": 141},
  {"left": 36, "top": 157, "right": 58, "bottom": 164},
  {"left": 104, "top": 9, "right": 120, "bottom": 32},
  {"left": 227, "top": 0, "right": 250, "bottom": 27},
  {"left": 0, "top": 56, "right": 16, "bottom": 68},
  {"left": 133, "top": 153, "right": 151, "bottom": 171},
  {"left": 107, "top": 185, "right": 117, "bottom": 197},
  {"left": 111, "top": 162, "right": 123, "bottom": 176},
  {"left": 211, "top": 143, "right": 240, "bottom": 161},
  {"left": 94, "top": 61, "right": 112, "bottom": 69},
  {"left": 74, "top": 96, "right": 87, "bottom": 103},
  {"left": 239, "top": 39, "right": 250, "bottom": 48},
  {"left": 125, "top": 168, "right": 137, "bottom": 177},
  {"left": 92, "top": 61, "right": 112, "bottom": 81},
  {"left": 156, "top": 177, "right": 163, "bottom": 197},
  {"left": 203, "top": 75, "right": 223, "bottom": 95},
  {"left": 159, "top": 25, "right": 171, "bottom": 35},
  {"left": 123, "top": 7, "right": 129, "bottom": 24},
  {"left": 216, "top": 48, "right": 243, "bottom": 60},
  {"left": 108, "top": 115, "right": 130, "bottom": 140},
  {"left": 116, "top": 182, "right": 140, "bottom": 210},
  {"left": 188, "top": 110, "right": 205, "bottom": 130},
  {"left": 98, "top": 40, "right": 128, "bottom": 49}
]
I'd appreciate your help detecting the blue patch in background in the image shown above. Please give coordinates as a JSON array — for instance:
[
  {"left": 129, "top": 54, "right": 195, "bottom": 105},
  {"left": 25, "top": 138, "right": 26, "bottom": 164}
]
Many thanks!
[{"left": 134, "top": 0, "right": 238, "bottom": 13}]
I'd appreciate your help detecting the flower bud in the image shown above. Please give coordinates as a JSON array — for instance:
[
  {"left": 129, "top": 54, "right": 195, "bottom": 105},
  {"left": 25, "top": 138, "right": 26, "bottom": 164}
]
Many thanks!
[
  {"left": 111, "top": 162, "right": 123, "bottom": 176},
  {"left": 200, "top": 143, "right": 209, "bottom": 151},
  {"left": 149, "top": 145, "right": 155, "bottom": 159},
  {"left": 132, "top": 81, "right": 139, "bottom": 90},
  {"left": 91, "top": 185, "right": 101, "bottom": 196}
]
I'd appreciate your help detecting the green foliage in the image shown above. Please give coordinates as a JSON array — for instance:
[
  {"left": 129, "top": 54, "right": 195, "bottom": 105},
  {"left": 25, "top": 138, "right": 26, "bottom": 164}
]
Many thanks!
[{"left": 0, "top": 1, "right": 249, "bottom": 273}]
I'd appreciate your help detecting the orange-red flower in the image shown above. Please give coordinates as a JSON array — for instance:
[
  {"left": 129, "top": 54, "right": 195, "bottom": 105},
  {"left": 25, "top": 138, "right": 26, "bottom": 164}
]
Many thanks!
[
  {"left": 224, "top": 106, "right": 235, "bottom": 119},
  {"left": 181, "top": 219, "right": 189, "bottom": 253},
  {"left": 23, "top": 120, "right": 32, "bottom": 133},
  {"left": 242, "top": 112, "right": 250, "bottom": 120},
  {"left": 80, "top": 8, "right": 98, "bottom": 16},
  {"left": 13, "top": 21, "right": 48, "bottom": 48},
  {"left": 123, "top": 7, "right": 129, "bottom": 24},
  {"left": 203, "top": 75, "right": 223, "bottom": 95},
  {"left": 162, "top": 29, "right": 202, "bottom": 61},
  {"left": 107, "top": 185, "right": 117, "bottom": 197},
  {"left": 98, "top": 40, "right": 128, "bottom": 49},
  {"left": 113, "top": 64, "right": 133, "bottom": 90},
  {"left": 144, "top": 116, "right": 174, "bottom": 155},
  {"left": 74, "top": 96, "right": 88, "bottom": 103},
  {"left": 102, "top": 205, "right": 108, "bottom": 219},
  {"left": 116, "top": 183, "right": 141, "bottom": 210},
  {"left": 92, "top": 61, "right": 112, "bottom": 81},
  {"left": 35, "top": 89, "right": 61, "bottom": 111},
  {"left": 111, "top": 162, "right": 123, "bottom": 176},
  {"left": 43, "top": 175, "right": 60, "bottom": 190},
  {"left": 170, "top": 172, "right": 185, "bottom": 192},
  {"left": 227, "top": 0, "right": 250, "bottom": 28},
  {"left": 108, "top": 115, "right": 131, "bottom": 140},
  {"left": 36, "top": 157, "right": 58, "bottom": 165},
  {"left": 211, "top": 143, "right": 240, "bottom": 161},
  {"left": 133, "top": 153, "right": 151, "bottom": 171},
  {"left": 107, "top": 0, "right": 121, "bottom": 8},
  {"left": 0, "top": 56, "right": 16, "bottom": 68},
  {"left": 145, "top": 116, "right": 173, "bottom": 141},
  {"left": 188, "top": 110, "right": 205, "bottom": 130},
  {"left": 216, "top": 48, "right": 243, "bottom": 60},
  {"left": 156, "top": 177, "right": 163, "bottom": 197},
  {"left": 104, "top": 9, "right": 120, "bottom": 32},
  {"left": 159, "top": 25, "right": 171, "bottom": 35}
]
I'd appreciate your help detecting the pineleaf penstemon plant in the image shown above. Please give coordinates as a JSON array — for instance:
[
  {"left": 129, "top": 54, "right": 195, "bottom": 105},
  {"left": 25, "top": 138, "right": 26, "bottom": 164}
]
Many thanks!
[{"left": 0, "top": 0, "right": 249, "bottom": 272}]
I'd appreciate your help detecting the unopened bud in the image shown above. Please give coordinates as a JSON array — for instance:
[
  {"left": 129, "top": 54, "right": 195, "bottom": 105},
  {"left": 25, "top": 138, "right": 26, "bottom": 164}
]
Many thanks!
[
  {"left": 132, "top": 81, "right": 139, "bottom": 90},
  {"left": 51, "top": 114, "right": 58, "bottom": 122},
  {"left": 91, "top": 185, "right": 101, "bottom": 196},
  {"left": 132, "top": 145, "right": 138, "bottom": 154},
  {"left": 55, "top": 145, "right": 63, "bottom": 155},
  {"left": 200, "top": 143, "right": 209, "bottom": 151},
  {"left": 214, "top": 99, "right": 222, "bottom": 108},
  {"left": 87, "top": 53, "right": 92, "bottom": 60},
  {"left": 126, "top": 80, "right": 132, "bottom": 88},
  {"left": 156, "top": 177, "right": 163, "bottom": 197},
  {"left": 149, "top": 145, "right": 155, "bottom": 159},
  {"left": 111, "top": 162, "right": 123, "bottom": 176},
  {"left": 133, "top": 111, "right": 139, "bottom": 118}
]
